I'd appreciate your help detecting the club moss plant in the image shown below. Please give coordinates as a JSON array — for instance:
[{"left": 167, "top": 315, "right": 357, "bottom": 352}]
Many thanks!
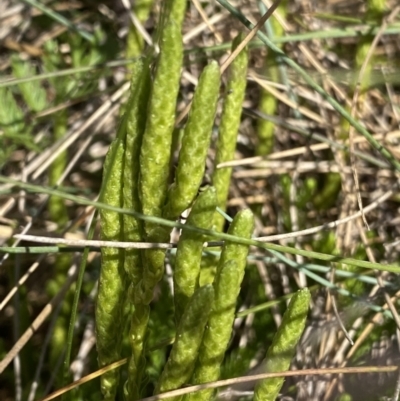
[{"left": 95, "top": 3, "right": 310, "bottom": 401}]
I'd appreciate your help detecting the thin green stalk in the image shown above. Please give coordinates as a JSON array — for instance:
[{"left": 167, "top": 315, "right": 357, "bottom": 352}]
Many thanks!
[
  {"left": 47, "top": 108, "right": 73, "bottom": 383},
  {"left": 33, "top": 43, "right": 72, "bottom": 381},
  {"left": 3, "top": 177, "right": 400, "bottom": 273},
  {"left": 61, "top": 220, "right": 96, "bottom": 399},
  {"left": 48, "top": 109, "right": 69, "bottom": 228},
  {"left": 21, "top": 0, "right": 94, "bottom": 43}
]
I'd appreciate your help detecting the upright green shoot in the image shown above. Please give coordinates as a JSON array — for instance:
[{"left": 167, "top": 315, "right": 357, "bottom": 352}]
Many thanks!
[
  {"left": 212, "top": 34, "right": 248, "bottom": 232},
  {"left": 185, "top": 210, "right": 254, "bottom": 401},
  {"left": 164, "top": 61, "right": 221, "bottom": 220},
  {"left": 156, "top": 285, "right": 215, "bottom": 398},
  {"left": 254, "top": 288, "right": 310, "bottom": 401},
  {"left": 137, "top": 19, "right": 183, "bottom": 305},
  {"left": 96, "top": 136, "right": 127, "bottom": 401},
  {"left": 173, "top": 187, "right": 217, "bottom": 324},
  {"left": 123, "top": 60, "right": 151, "bottom": 400}
]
